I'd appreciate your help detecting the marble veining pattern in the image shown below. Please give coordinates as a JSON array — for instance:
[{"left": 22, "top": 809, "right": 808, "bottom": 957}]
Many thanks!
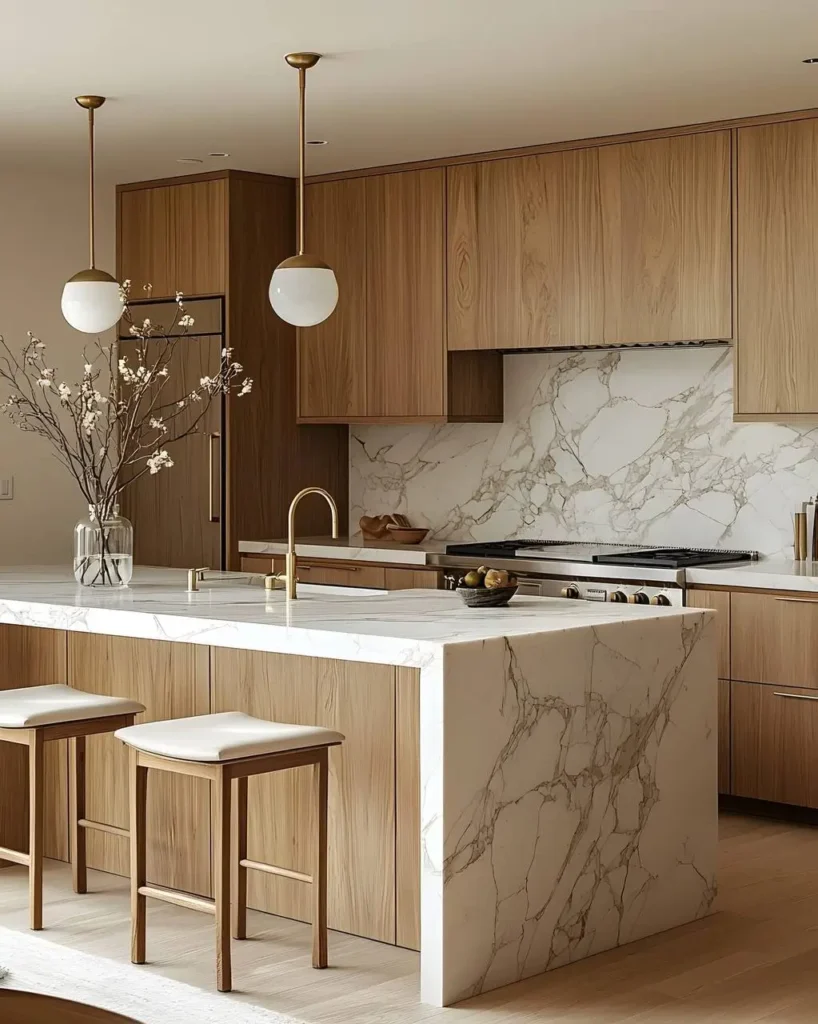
[
  {"left": 351, "top": 346, "right": 816, "bottom": 557},
  {"left": 434, "top": 611, "right": 717, "bottom": 1003}
]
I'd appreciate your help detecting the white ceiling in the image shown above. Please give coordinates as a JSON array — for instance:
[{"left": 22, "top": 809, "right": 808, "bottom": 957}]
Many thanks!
[{"left": 2, "top": 0, "right": 818, "bottom": 185}]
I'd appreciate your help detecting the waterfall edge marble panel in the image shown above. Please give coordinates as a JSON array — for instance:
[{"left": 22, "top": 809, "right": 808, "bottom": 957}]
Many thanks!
[{"left": 423, "top": 610, "right": 717, "bottom": 1004}]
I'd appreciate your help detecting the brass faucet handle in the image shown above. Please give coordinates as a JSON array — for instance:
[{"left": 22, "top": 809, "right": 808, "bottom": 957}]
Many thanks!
[
  {"left": 264, "top": 572, "right": 286, "bottom": 592},
  {"left": 187, "top": 567, "right": 210, "bottom": 592}
]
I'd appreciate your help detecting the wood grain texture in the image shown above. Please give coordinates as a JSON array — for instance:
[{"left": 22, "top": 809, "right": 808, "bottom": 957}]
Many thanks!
[
  {"left": 731, "top": 680, "right": 818, "bottom": 807},
  {"left": 298, "top": 178, "right": 367, "bottom": 419},
  {"left": 447, "top": 150, "right": 605, "bottom": 350},
  {"left": 447, "top": 351, "right": 504, "bottom": 421},
  {"left": 384, "top": 567, "right": 441, "bottom": 590},
  {"left": 599, "top": 131, "right": 732, "bottom": 344},
  {"left": 292, "top": 561, "right": 386, "bottom": 589},
  {"left": 68, "top": 635, "right": 211, "bottom": 896},
  {"left": 366, "top": 169, "right": 446, "bottom": 418},
  {"left": 224, "top": 175, "right": 349, "bottom": 568},
  {"left": 731, "top": 590, "right": 818, "bottom": 689},
  {"left": 211, "top": 649, "right": 396, "bottom": 943},
  {"left": 718, "top": 679, "right": 731, "bottom": 796},
  {"left": 686, "top": 588, "right": 731, "bottom": 678},
  {"left": 736, "top": 119, "right": 818, "bottom": 414},
  {"left": 0, "top": 991, "right": 138, "bottom": 1023},
  {"left": 120, "top": 332, "right": 222, "bottom": 570},
  {"left": 0, "top": 625, "right": 67, "bottom": 863},
  {"left": 117, "top": 179, "right": 227, "bottom": 298},
  {"left": 395, "top": 668, "right": 420, "bottom": 951}
]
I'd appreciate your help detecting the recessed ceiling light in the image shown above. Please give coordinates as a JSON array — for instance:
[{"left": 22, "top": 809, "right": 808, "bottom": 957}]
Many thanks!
[
  {"left": 307, "top": 139, "right": 328, "bottom": 146},
  {"left": 177, "top": 157, "right": 203, "bottom": 164},
  {"left": 208, "top": 152, "right": 230, "bottom": 158},
  {"left": 803, "top": 57, "right": 818, "bottom": 63}
]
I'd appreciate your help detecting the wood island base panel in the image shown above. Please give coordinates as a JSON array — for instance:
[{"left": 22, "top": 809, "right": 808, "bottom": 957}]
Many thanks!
[{"left": 0, "top": 567, "right": 716, "bottom": 1006}]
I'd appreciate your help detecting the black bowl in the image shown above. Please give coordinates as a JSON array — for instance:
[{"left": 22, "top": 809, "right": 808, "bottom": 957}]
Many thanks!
[{"left": 456, "top": 584, "right": 518, "bottom": 608}]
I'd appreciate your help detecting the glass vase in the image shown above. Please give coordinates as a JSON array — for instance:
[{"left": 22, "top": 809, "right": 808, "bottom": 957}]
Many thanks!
[{"left": 73, "top": 505, "right": 133, "bottom": 587}]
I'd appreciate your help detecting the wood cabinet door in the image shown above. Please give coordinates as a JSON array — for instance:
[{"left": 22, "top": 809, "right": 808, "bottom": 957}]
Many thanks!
[
  {"left": 731, "top": 591, "right": 818, "bottom": 689},
  {"left": 718, "top": 679, "right": 731, "bottom": 795},
  {"left": 732, "top": 680, "right": 818, "bottom": 807},
  {"left": 118, "top": 179, "right": 226, "bottom": 299},
  {"left": 295, "top": 560, "right": 386, "bottom": 589},
  {"left": 736, "top": 119, "right": 818, "bottom": 415},
  {"left": 447, "top": 150, "right": 605, "bottom": 350},
  {"left": 365, "top": 169, "right": 446, "bottom": 418},
  {"left": 298, "top": 178, "right": 367, "bottom": 419},
  {"left": 599, "top": 131, "right": 732, "bottom": 344},
  {"left": 384, "top": 567, "right": 441, "bottom": 590},
  {"left": 686, "top": 588, "right": 730, "bottom": 678}
]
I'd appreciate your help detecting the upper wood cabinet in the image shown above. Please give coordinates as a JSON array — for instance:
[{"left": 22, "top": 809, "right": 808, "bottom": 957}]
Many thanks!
[
  {"left": 448, "top": 131, "right": 732, "bottom": 350},
  {"left": 298, "top": 169, "right": 502, "bottom": 423},
  {"left": 735, "top": 119, "right": 818, "bottom": 416},
  {"left": 118, "top": 178, "right": 227, "bottom": 298}
]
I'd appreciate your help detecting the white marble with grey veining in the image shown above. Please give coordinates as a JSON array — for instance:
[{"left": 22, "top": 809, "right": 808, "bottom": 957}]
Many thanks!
[
  {"left": 0, "top": 566, "right": 716, "bottom": 1006},
  {"left": 351, "top": 346, "right": 816, "bottom": 558}
]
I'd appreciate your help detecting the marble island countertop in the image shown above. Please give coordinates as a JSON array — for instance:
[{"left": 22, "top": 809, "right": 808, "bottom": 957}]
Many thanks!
[{"left": 0, "top": 565, "right": 702, "bottom": 667}]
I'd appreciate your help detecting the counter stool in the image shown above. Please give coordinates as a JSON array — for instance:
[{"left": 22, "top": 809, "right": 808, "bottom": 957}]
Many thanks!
[
  {"left": 115, "top": 711, "right": 344, "bottom": 993},
  {"left": 0, "top": 683, "right": 145, "bottom": 930}
]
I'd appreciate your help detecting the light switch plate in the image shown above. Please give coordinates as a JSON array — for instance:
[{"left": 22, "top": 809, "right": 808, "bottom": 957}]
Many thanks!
[{"left": 0, "top": 477, "right": 13, "bottom": 500}]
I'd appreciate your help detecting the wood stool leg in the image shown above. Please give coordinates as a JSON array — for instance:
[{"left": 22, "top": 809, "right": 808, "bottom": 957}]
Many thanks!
[
  {"left": 232, "top": 776, "right": 248, "bottom": 940},
  {"left": 129, "top": 748, "right": 148, "bottom": 965},
  {"left": 214, "top": 768, "right": 232, "bottom": 992},
  {"left": 312, "top": 749, "right": 329, "bottom": 969},
  {"left": 28, "top": 731, "right": 44, "bottom": 931},
  {"left": 69, "top": 736, "right": 87, "bottom": 894}
]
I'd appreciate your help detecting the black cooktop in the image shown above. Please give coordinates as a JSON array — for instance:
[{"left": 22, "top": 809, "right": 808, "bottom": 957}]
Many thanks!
[{"left": 444, "top": 540, "right": 755, "bottom": 569}]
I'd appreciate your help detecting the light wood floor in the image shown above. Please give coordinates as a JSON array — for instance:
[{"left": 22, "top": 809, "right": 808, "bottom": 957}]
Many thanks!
[{"left": 2, "top": 812, "right": 818, "bottom": 1022}]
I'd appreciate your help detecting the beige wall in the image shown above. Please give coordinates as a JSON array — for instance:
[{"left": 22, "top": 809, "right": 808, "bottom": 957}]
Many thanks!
[{"left": 0, "top": 168, "right": 115, "bottom": 564}]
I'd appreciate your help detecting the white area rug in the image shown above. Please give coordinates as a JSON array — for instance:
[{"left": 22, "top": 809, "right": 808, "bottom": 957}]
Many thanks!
[{"left": 0, "top": 925, "right": 303, "bottom": 1023}]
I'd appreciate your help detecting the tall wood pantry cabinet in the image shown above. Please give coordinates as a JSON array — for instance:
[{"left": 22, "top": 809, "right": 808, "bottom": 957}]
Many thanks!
[
  {"left": 297, "top": 168, "right": 503, "bottom": 424},
  {"left": 117, "top": 170, "right": 349, "bottom": 569}
]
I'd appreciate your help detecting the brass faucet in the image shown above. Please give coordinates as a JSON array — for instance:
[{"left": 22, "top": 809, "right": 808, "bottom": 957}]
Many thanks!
[{"left": 277, "top": 487, "right": 339, "bottom": 600}]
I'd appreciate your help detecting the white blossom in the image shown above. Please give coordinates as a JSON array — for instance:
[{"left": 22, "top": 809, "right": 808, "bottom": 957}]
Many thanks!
[
  {"left": 146, "top": 449, "right": 174, "bottom": 474},
  {"left": 178, "top": 314, "right": 195, "bottom": 328},
  {"left": 57, "top": 382, "right": 72, "bottom": 401},
  {"left": 84, "top": 363, "right": 93, "bottom": 374},
  {"left": 239, "top": 378, "right": 253, "bottom": 396},
  {"left": 149, "top": 416, "right": 167, "bottom": 432}
]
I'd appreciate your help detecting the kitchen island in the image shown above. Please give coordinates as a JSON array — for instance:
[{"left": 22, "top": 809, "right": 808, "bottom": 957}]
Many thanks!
[{"left": 0, "top": 567, "right": 716, "bottom": 1006}]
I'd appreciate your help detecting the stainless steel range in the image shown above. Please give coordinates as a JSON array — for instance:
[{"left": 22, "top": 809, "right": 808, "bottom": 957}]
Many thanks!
[{"left": 432, "top": 540, "right": 757, "bottom": 606}]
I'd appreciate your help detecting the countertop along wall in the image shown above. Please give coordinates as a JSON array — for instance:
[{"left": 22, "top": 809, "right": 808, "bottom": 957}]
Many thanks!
[
  {"left": 350, "top": 345, "right": 818, "bottom": 558},
  {"left": 0, "top": 167, "right": 115, "bottom": 564}
]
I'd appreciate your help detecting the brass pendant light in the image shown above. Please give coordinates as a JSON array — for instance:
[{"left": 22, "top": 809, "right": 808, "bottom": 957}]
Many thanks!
[
  {"left": 268, "top": 53, "right": 338, "bottom": 327},
  {"left": 61, "top": 96, "right": 124, "bottom": 334}
]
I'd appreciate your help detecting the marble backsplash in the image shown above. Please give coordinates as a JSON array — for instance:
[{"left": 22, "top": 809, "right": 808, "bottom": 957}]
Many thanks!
[{"left": 350, "top": 346, "right": 818, "bottom": 557}]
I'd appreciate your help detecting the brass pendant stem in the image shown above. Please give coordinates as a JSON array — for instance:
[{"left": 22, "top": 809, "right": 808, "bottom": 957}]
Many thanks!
[
  {"left": 298, "top": 66, "right": 306, "bottom": 256},
  {"left": 88, "top": 106, "right": 96, "bottom": 269}
]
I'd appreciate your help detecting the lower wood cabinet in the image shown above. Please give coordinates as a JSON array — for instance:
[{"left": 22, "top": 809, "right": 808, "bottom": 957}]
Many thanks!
[
  {"left": 731, "top": 591, "right": 818, "bottom": 689},
  {"left": 240, "top": 553, "right": 441, "bottom": 592},
  {"left": 718, "top": 679, "right": 731, "bottom": 795},
  {"left": 731, "top": 680, "right": 818, "bottom": 807}
]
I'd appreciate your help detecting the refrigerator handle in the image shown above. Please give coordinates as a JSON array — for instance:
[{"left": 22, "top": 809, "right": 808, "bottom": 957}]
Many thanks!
[{"left": 208, "top": 432, "right": 221, "bottom": 523}]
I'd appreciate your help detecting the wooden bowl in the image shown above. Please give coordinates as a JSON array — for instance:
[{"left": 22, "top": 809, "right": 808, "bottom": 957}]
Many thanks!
[
  {"left": 457, "top": 584, "right": 518, "bottom": 608},
  {"left": 385, "top": 525, "right": 429, "bottom": 545}
]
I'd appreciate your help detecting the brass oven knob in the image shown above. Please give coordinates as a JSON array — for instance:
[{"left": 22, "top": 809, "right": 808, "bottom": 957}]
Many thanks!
[
  {"left": 650, "top": 594, "right": 671, "bottom": 606},
  {"left": 608, "top": 590, "right": 627, "bottom": 603},
  {"left": 561, "top": 585, "right": 581, "bottom": 599},
  {"left": 627, "top": 592, "right": 650, "bottom": 605}
]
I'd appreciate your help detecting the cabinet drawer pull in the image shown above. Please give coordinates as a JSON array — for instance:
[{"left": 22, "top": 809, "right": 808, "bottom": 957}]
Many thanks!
[
  {"left": 774, "top": 597, "right": 818, "bottom": 604},
  {"left": 773, "top": 691, "right": 818, "bottom": 701}
]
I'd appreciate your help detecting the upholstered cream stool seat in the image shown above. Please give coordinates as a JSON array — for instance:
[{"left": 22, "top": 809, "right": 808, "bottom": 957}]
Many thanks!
[
  {"left": 115, "top": 712, "right": 344, "bottom": 993},
  {"left": 0, "top": 683, "right": 145, "bottom": 930}
]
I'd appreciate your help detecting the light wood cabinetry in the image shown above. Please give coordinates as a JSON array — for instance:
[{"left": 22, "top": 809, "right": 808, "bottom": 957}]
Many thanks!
[
  {"left": 396, "top": 668, "right": 420, "bottom": 950},
  {"left": 295, "top": 562, "right": 386, "bottom": 589},
  {"left": 731, "top": 591, "right": 818, "bottom": 689},
  {"left": 240, "top": 553, "right": 441, "bottom": 591},
  {"left": 211, "top": 649, "right": 402, "bottom": 943},
  {"left": 736, "top": 119, "right": 818, "bottom": 416},
  {"left": 68, "top": 635, "right": 211, "bottom": 896},
  {"left": 0, "top": 626, "right": 67, "bottom": 863},
  {"left": 718, "top": 680, "right": 731, "bottom": 795},
  {"left": 118, "top": 178, "right": 227, "bottom": 298},
  {"left": 298, "top": 178, "right": 367, "bottom": 419},
  {"left": 685, "top": 590, "right": 731, "bottom": 792},
  {"left": 297, "top": 169, "right": 502, "bottom": 424},
  {"left": 731, "top": 680, "right": 818, "bottom": 807},
  {"left": 448, "top": 131, "right": 731, "bottom": 350},
  {"left": 117, "top": 170, "right": 349, "bottom": 571}
]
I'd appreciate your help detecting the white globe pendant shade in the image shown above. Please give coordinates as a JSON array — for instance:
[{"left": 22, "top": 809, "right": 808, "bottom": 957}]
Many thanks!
[
  {"left": 61, "top": 269, "right": 124, "bottom": 334},
  {"left": 269, "top": 254, "right": 338, "bottom": 328}
]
